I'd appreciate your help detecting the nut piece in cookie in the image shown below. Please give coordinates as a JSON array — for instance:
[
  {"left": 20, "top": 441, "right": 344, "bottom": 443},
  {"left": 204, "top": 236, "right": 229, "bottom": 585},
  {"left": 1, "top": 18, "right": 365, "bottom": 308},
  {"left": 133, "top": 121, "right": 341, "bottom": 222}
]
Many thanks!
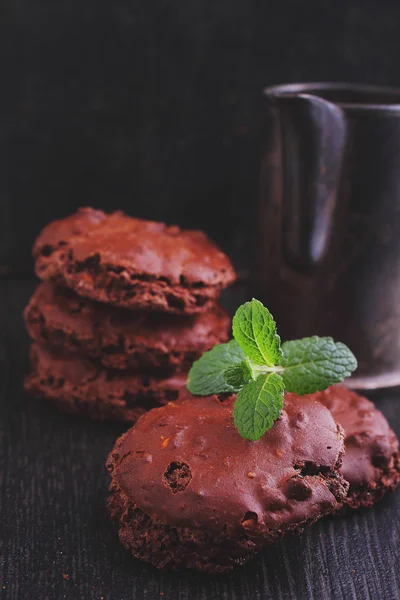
[
  {"left": 33, "top": 208, "right": 236, "bottom": 313},
  {"left": 24, "top": 282, "right": 231, "bottom": 372},
  {"left": 106, "top": 390, "right": 348, "bottom": 573},
  {"left": 24, "top": 344, "right": 187, "bottom": 424},
  {"left": 313, "top": 385, "right": 400, "bottom": 510}
]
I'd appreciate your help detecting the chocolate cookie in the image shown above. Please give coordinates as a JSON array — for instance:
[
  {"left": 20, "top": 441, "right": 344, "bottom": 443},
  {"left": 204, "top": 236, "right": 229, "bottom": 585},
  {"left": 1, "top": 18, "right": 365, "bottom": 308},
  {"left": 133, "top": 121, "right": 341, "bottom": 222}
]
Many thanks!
[
  {"left": 24, "top": 344, "right": 187, "bottom": 424},
  {"left": 24, "top": 282, "right": 230, "bottom": 372},
  {"left": 106, "top": 391, "right": 348, "bottom": 573},
  {"left": 33, "top": 208, "right": 236, "bottom": 313},
  {"left": 313, "top": 385, "right": 400, "bottom": 510}
]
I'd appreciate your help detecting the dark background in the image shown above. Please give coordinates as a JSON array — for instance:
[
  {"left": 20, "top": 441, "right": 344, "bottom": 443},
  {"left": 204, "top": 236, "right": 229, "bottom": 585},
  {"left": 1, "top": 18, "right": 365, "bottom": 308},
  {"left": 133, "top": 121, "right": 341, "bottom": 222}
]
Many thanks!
[
  {"left": 2, "top": 0, "right": 400, "bottom": 275},
  {"left": 2, "top": 2, "right": 400, "bottom": 600}
]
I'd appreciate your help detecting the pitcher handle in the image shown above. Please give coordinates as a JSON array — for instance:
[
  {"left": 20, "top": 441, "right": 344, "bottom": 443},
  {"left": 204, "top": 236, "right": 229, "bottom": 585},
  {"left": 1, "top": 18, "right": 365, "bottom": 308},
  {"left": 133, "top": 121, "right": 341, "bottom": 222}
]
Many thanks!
[{"left": 277, "top": 94, "right": 347, "bottom": 270}]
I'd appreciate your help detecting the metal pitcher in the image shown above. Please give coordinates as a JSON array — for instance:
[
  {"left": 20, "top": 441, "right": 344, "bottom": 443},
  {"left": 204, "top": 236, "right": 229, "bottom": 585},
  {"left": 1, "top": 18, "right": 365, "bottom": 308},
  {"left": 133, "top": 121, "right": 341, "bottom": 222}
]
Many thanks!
[{"left": 254, "top": 83, "right": 400, "bottom": 389}]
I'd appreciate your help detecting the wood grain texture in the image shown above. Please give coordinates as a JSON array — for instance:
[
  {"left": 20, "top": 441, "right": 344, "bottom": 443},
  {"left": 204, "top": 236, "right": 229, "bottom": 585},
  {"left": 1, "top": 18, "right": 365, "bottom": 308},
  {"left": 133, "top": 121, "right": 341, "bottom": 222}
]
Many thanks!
[{"left": 0, "top": 280, "right": 400, "bottom": 600}]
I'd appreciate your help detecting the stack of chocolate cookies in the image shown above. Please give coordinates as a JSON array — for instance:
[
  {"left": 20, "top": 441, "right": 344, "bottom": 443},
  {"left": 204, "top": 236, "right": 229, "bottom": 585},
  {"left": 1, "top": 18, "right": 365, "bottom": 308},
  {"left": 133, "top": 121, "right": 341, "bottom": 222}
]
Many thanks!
[
  {"left": 24, "top": 208, "right": 236, "bottom": 423},
  {"left": 21, "top": 207, "right": 400, "bottom": 575}
]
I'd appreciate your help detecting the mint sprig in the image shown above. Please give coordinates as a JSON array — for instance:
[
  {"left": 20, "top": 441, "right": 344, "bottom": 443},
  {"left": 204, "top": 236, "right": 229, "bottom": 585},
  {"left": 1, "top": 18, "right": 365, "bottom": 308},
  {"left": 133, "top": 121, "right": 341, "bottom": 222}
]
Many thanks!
[{"left": 187, "top": 298, "right": 357, "bottom": 441}]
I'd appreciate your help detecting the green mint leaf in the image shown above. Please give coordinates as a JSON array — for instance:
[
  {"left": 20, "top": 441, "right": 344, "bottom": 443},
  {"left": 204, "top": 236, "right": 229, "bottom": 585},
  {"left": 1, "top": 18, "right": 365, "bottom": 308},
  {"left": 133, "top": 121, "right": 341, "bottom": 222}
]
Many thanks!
[
  {"left": 187, "top": 340, "right": 246, "bottom": 395},
  {"left": 233, "top": 373, "right": 284, "bottom": 441},
  {"left": 232, "top": 299, "right": 282, "bottom": 366},
  {"left": 279, "top": 336, "right": 358, "bottom": 395},
  {"left": 224, "top": 360, "right": 253, "bottom": 388}
]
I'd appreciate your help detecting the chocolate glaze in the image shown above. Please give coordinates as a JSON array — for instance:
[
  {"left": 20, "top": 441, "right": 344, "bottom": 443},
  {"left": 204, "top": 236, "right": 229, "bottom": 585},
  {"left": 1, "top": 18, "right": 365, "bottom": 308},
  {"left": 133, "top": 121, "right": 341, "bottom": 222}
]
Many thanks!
[
  {"left": 24, "top": 282, "right": 230, "bottom": 371},
  {"left": 25, "top": 343, "right": 187, "bottom": 423},
  {"left": 310, "top": 385, "right": 400, "bottom": 508},
  {"left": 113, "top": 390, "right": 347, "bottom": 537},
  {"left": 33, "top": 208, "right": 236, "bottom": 313}
]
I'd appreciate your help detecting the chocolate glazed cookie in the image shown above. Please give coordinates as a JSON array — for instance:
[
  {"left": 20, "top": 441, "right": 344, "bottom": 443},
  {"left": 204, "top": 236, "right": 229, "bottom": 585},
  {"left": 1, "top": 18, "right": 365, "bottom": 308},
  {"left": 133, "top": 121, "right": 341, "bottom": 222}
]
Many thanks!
[
  {"left": 24, "top": 344, "right": 187, "bottom": 424},
  {"left": 312, "top": 385, "right": 400, "bottom": 510},
  {"left": 24, "top": 282, "right": 230, "bottom": 372},
  {"left": 106, "top": 391, "right": 349, "bottom": 573},
  {"left": 33, "top": 208, "right": 236, "bottom": 314}
]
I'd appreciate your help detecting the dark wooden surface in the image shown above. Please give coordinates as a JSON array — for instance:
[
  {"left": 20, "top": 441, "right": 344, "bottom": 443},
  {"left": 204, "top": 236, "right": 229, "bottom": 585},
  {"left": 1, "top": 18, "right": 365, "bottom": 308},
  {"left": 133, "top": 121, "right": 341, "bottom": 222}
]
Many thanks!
[{"left": 1, "top": 279, "right": 400, "bottom": 600}]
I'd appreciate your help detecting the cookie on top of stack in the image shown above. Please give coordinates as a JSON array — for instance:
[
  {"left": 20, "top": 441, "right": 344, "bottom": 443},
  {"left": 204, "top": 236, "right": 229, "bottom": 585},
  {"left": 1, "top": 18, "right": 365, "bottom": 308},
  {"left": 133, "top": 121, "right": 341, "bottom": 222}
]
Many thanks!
[{"left": 24, "top": 208, "right": 236, "bottom": 423}]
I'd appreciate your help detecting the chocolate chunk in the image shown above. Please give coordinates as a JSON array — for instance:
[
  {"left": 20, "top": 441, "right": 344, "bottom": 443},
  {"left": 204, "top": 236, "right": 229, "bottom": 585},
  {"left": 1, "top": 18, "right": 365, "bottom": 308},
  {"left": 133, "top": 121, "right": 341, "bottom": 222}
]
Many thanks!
[
  {"left": 283, "top": 477, "right": 313, "bottom": 501},
  {"left": 163, "top": 462, "right": 192, "bottom": 493}
]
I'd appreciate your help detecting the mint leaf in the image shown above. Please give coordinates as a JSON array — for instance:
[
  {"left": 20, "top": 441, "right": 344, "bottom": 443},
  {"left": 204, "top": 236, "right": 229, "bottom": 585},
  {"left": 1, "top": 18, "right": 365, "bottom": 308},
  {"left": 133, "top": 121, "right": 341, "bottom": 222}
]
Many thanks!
[
  {"left": 224, "top": 360, "right": 252, "bottom": 388},
  {"left": 232, "top": 299, "right": 282, "bottom": 366},
  {"left": 187, "top": 340, "right": 246, "bottom": 395},
  {"left": 233, "top": 373, "right": 284, "bottom": 441},
  {"left": 280, "top": 336, "right": 357, "bottom": 395}
]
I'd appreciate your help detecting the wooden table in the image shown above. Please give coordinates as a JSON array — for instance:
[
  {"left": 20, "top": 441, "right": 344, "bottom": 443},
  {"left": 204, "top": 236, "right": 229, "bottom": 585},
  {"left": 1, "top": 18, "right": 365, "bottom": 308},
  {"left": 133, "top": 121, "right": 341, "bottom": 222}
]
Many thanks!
[{"left": 1, "top": 280, "right": 399, "bottom": 600}]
